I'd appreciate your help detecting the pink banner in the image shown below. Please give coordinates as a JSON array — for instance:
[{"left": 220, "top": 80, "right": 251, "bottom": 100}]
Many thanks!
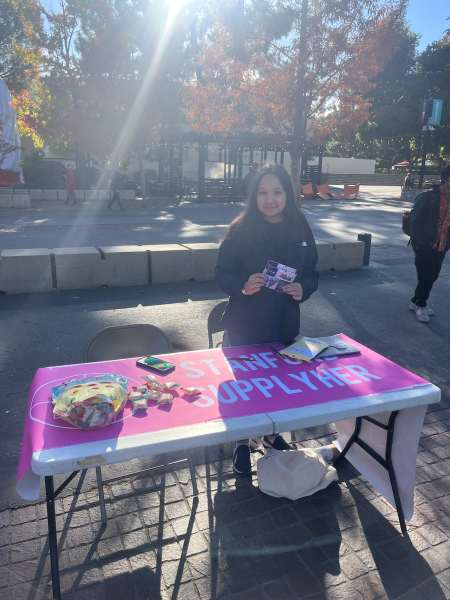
[{"left": 18, "top": 334, "right": 428, "bottom": 487}]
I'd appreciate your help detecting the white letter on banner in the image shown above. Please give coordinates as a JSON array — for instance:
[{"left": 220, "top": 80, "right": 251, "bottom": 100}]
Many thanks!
[
  {"left": 192, "top": 388, "right": 215, "bottom": 407},
  {"left": 270, "top": 376, "right": 302, "bottom": 394},
  {"left": 199, "top": 359, "right": 221, "bottom": 375},
  {"left": 229, "top": 380, "right": 253, "bottom": 400},
  {"left": 260, "top": 352, "right": 278, "bottom": 368},
  {"left": 208, "top": 383, "right": 237, "bottom": 403},
  {"left": 310, "top": 370, "right": 345, "bottom": 388},
  {"left": 239, "top": 356, "right": 257, "bottom": 371},
  {"left": 251, "top": 378, "right": 274, "bottom": 397},
  {"left": 288, "top": 372, "right": 318, "bottom": 390},
  {"left": 327, "top": 367, "right": 362, "bottom": 385},
  {"left": 250, "top": 354, "right": 270, "bottom": 369},
  {"left": 226, "top": 360, "right": 248, "bottom": 372},
  {"left": 180, "top": 362, "right": 204, "bottom": 378},
  {"left": 346, "top": 365, "right": 381, "bottom": 381}
]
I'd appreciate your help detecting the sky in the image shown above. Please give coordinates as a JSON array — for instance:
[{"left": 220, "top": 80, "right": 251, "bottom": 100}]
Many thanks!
[{"left": 39, "top": 0, "right": 449, "bottom": 51}]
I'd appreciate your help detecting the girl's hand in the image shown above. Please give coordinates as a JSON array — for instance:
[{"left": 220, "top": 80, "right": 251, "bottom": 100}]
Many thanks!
[
  {"left": 282, "top": 282, "right": 303, "bottom": 301},
  {"left": 245, "top": 273, "right": 266, "bottom": 295}
]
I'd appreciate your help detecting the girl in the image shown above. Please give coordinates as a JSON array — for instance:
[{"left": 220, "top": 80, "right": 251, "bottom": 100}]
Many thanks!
[{"left": 215, "top": 164, "right": 320, "bottom": 473}]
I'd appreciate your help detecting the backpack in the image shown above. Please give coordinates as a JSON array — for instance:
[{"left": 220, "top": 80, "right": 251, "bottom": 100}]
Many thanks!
[{"left": 402, "top": 186, "right": 439, "bottom": 246}]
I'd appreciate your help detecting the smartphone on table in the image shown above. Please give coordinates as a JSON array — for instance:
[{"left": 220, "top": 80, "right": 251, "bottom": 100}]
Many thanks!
[{"left": 136, "top": 356, "right": 175, "bottom": 372}]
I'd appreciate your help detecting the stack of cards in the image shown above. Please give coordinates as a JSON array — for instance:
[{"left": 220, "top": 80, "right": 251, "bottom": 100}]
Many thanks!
[{"left": 263, "top": 260, "right": 297, "bottom": 291}]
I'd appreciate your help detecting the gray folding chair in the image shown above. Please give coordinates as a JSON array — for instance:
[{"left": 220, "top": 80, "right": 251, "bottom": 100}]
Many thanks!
[
  {"left": 83, "top": 324, "right": 197, "bottom": 524},
  {"left": 207, "top": 301, "right": 228, "bottom": 349},
  {"left": 83, "top": 323, "right": 172, "bottom": 362}
]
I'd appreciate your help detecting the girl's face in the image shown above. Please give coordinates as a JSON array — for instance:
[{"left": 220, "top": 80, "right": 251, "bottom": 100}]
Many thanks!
[{"left": 256, "top": 174, "right": 286, "bottom": 222}]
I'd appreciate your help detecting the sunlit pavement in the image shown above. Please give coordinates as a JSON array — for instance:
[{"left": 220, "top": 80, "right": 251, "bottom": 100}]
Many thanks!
[{"left": 2, "top": 185, "right": 450, "bottom": 599}]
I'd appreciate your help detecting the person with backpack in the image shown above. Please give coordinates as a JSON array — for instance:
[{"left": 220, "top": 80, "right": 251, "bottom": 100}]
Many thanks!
[{"left": 409, "top": 164, "right": 450, "bottom": 322}]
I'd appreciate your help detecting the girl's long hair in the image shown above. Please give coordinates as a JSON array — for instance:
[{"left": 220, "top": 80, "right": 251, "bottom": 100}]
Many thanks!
[{"left": 223, "top": 163, "right": 302, "bottom": 243}]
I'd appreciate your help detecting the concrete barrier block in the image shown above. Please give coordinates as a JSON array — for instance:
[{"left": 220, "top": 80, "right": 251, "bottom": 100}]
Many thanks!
[
  {"left": 0, "top": 196, "right": 13, "bottom": 208},
  {"left": 85, "top": 190, "right": 98, "bottom": 201},
  {"left": 120, "top": 190, "right": 135, "bottom": 200},
  {"left": 98, "top": 190, "right": 111, "bottom": 201},
  {"left": 28, "top": 189, "right": 44, "bottom": 200},
  {"left": 43, "top": 190, "right": 58, "bottom": 200},
  {"left": 143, "top": 244, "right": 192, "bottom": 284},
  {"left": 54, "top": 247, "right": 103, "bottom": 290},
  {"left": 13, "top": 188, "right": 28, "bottom": 195},
  {"left": 316, "top": 239, "right": 364, "bottom": 271},
  {"left": 0, "top": 249, "right": 52, "bottom": 294},
  {"left": 98, "top": 246, "right": 148, "bottom": 287},
  {"left": 57, "top": 190, "right": 67, "bottom": 201},
  {"left": 75, "top": 190, "right": 85, "bottom": 201},
  {"left": 181, "top": 243, "right": 220, "bottom": 281},
  {"left": 315, "top": 241, "right": 335, "bottom": 272}
]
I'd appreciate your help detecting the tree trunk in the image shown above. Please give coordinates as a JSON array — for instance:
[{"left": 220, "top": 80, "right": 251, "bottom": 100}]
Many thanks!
[
  {"left": 138, "top": 150, "right": 147, "bottom": 208},
  {"left": 289, "top": 150, "right": 302, "bottom": 209}
]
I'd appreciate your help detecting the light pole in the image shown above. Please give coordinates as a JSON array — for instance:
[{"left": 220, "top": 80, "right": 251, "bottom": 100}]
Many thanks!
[{"left": 418, "top": 71, "right": 441, "bottom": 189}]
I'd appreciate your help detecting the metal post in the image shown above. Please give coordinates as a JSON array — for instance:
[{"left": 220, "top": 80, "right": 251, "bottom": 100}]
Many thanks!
[
  {"left": 418, "top": 128, "right": 430, "bottom": 189},
  {"left": 186, "top": 448, "right": 199, "bottom": 496},
  {"left": 45, "top": 476, "right": 61, "bottom": 600},
  {"left": 96, "top": 467, "right": 107, "bottom": 524}
]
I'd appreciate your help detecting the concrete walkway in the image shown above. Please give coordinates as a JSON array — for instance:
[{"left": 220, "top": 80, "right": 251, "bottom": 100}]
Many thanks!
[{"left": 1, "top": 252, "right": 450, "bottom": 599}]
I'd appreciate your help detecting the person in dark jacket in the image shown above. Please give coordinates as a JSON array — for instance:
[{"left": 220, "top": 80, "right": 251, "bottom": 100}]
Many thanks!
[
  {"left": 215, "top": 163, "right": 319, "bottom": 473},
  {"left": 410, "top": 164, "right": 450, "bottom": 322},
  {"left": 107, "top": 166, "right": 126, "bottom": 212},
  {"left": 242, "top": 161, "right": 260, "bottom": 197}
]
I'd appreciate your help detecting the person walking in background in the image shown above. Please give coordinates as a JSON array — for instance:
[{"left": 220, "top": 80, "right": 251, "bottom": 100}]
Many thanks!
[
  {"left": 410, "top": 164, "right": 450, "bottom": 322},
  {"left": 215, "top": 163, "right": 320, "bottom": 474},
  {"left": 108, "top": 166, "right": 126, "bottom": 212},
  {"left": 242, "top": 161, "right": 260, "bottom": 197},
  {"left": 64, "top": 163, "right": 77, "bottom": 205}
]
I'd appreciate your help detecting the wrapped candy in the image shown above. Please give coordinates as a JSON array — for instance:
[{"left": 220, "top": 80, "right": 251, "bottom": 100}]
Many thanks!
[
  {"left": 127, "top": 391, "right": 144, "bottom": 401},
  {"left": 145, "top": 390, "right": 161, "bottom": 402},
  {"left": 162, "top": 382, "right": 180, "bottom": 390},
  {"left": 142, "top": 375, "right": 158, "bottom": 385},
  {"left": 51, "top": 375, "right": 128, "bottom": 430},
  {"left": 157, "top": 393, "right": 173, "bottom": 405},
  {"left": 132, "top": 398, "right": 148, "bottom": 413},
  {"left": 182, "top": 387, "right": 202, "bottom": 397},
  {"left": 133, "top": 386, "right": 148, "bottom": 394}
]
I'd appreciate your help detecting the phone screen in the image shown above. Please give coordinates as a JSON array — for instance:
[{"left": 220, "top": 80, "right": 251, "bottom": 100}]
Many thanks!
[{"left": 136, "top": 356, "right": 175, "bottom": 372}]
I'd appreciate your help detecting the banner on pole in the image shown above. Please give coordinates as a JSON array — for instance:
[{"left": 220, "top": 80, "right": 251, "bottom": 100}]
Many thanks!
[{"left": 428, "top": 99, "right": 443, "bottom": 125}]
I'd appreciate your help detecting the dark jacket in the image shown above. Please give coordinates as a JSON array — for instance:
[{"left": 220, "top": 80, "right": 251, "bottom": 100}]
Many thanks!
[
  {"left": 411, "top": 185, "right": 450, "bottom": 251},
  {"left": 214, "top": 212, "right": 319, "bottom": 341}
]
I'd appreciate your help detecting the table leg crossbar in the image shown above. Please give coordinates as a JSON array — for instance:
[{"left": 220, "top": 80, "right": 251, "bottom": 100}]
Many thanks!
[{"left": 334, "top": 411, "right": 407, "bottom": 534}]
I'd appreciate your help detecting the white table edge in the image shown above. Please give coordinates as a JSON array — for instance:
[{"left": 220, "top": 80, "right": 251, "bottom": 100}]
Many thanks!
[
  {"left": 266, "top": 383, "right": 440, "bottom": 432},
  {"left": 31, "top": 413, "right": 274, "bottom": 476}
]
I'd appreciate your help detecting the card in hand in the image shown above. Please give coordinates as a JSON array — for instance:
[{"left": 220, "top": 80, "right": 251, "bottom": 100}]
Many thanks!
[{"left": 263, "top": 260, "right": 297, "bottom": 291}]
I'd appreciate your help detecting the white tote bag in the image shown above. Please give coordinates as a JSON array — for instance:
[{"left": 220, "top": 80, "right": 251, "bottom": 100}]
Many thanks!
[{"left": 257, "top": 448, "right": 338, "bottom": 501}]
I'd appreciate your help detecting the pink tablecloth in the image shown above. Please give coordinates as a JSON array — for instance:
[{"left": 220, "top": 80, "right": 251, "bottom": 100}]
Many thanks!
[{"left": 18, "top": 334, "right": 429, "bottom": 499}]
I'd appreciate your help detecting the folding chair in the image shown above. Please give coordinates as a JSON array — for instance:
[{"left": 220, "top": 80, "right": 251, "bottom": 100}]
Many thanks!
[
  {"left": 301, "top": 183, "right": 317, "bottom": 200},
  {"left": 83, "top": 324, "right": 198, "bottom": 525},
  {"left": 344, "top": 184, "right": 360, "bottom": 200},
  {"left": 316, "top": 183, "right": 333, "bottom": 200},
  {"left": 207, "top": 301, "right": 228, "bottom": 349}
]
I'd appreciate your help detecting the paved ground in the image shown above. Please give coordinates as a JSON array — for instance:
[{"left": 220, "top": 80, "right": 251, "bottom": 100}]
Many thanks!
[
  {"left": 0, "top": 186, "right": 409, "bottom": 250},
  {"left": 2, "top": 185, "right": 450, "bottom": 599}
]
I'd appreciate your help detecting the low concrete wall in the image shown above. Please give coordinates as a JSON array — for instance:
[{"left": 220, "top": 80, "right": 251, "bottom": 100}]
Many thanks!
[
  {"left": 316, "top": 238, "right": 365, "bottom": 271},
  {"left": 0, "top": 240, "right": 364, "bottom": 294},
  {"left": 0, "top": 249, "right": 52, "bottom": 294},
  {"left": 43, "top": 190, "right": 58, "bottom": 200},
  {"left": 0, "top": 195, "right": 31, "bottom": 209}
]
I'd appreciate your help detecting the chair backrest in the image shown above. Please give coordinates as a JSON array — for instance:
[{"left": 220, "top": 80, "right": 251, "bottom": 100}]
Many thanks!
[
  {"left": 207, "top": 301, "right": 228, "bottom": 349},
  {"left": 301, "top": 183, "right": 313, "bottom": 195},
  {"left": 83, "top": 324, "right": 172, "bottom": 363},
  {"left": 316, "top": 183, "right": 330, "bottom": 194}
]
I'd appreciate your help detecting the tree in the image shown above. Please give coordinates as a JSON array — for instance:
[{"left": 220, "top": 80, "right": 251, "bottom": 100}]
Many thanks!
[{"left": 182, "top": 0, "right": 408, "bottom": 205}]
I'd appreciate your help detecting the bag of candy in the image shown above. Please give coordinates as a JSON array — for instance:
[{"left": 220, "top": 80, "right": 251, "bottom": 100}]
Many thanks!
[{"left": 51, "top": 374, "right": 129, "bottom": 430}]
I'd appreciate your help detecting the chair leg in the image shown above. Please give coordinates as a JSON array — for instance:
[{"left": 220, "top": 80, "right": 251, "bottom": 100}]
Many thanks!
[
  {"left": 96, "top": 466, "right": 107, "bottom": 524},
  {"left": 186, "top": 448, "right": 199, "bottom": 496},
  {"left": 45, "top": 476, "right": 61, "bottom": 600}
]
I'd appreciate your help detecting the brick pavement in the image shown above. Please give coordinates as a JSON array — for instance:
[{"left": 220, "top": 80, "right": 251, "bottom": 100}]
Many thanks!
[{"left": 3, "top": 406, "right": 450, "bottom": 600}]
